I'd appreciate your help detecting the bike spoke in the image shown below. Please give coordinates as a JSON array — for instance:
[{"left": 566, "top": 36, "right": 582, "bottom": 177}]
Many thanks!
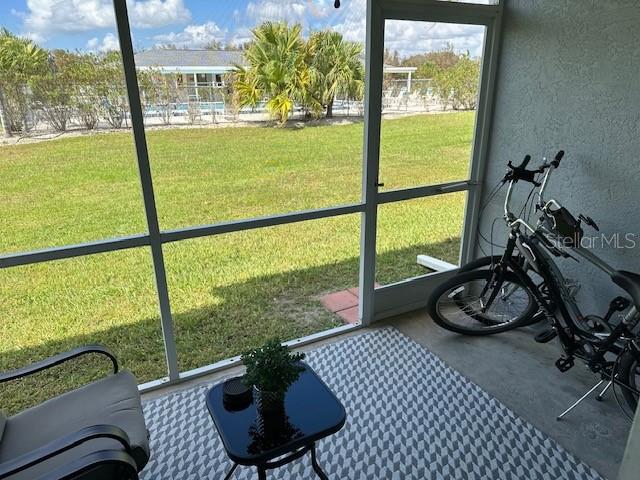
[{"left": 436, "top": 278, "right": 532, "bottom": 330}]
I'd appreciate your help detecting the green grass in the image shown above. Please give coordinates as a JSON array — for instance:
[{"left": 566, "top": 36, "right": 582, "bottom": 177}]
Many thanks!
[{"left": 0, "top": 112, "right": 473, "bottom": 414}]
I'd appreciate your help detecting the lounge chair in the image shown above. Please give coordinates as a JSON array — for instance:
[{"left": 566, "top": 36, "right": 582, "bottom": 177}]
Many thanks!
[{"left": 0, "top": 345, "right": 149, "bottom": 480}]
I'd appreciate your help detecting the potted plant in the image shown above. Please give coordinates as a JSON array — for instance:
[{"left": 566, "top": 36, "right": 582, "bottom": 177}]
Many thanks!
[{"left": 241, "top": 339, "right": 305, "bottom": 415}]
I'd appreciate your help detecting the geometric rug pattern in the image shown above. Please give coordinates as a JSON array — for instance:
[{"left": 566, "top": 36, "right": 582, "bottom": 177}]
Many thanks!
[{"left": 141, "top": 328, "right": 604, "bottom": 479}]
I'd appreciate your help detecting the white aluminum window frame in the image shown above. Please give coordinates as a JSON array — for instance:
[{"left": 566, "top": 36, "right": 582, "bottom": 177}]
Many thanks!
[{"left": 0, "top": 0, "right": 502, "bottom": 392}]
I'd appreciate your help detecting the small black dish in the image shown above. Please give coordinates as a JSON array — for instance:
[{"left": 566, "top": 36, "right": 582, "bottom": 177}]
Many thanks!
[{"left": 222, "top": 377, "right": 252, "bottom": 411}]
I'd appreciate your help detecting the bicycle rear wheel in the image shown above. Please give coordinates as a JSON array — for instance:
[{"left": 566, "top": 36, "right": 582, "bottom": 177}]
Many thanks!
[
  {"left": 616, "top": 352, "right": 640, "bottom": 413},
  {"left": 427, "top": 269, "right": 537, "bottom": 335}
]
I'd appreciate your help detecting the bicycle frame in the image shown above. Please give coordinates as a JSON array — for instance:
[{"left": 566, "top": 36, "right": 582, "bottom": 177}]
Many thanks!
[
  {"left": 463, "top": 153, "right": 640, "bottom": 406},
  {"left": 505, "top": 158, "right": 639, "bottom": 331},
  {"left": 498, "top": 162, "right": 640, "bottom": 372}
]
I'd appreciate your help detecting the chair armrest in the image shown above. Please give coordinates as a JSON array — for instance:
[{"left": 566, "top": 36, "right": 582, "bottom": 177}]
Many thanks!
[
  {"left": 0, "top": 345, "right": 118, "bottom": 384},
  {"left": 36, "top": 449, "right": 139, "bottom": 480},
  {"left": 0, "top": 424, "right": 132, "bottom": 479}
]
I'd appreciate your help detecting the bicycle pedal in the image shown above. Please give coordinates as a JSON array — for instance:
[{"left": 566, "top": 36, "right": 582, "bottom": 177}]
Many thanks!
[
  {"left": 555, "top": 357, "right": 574, "bottom": 372},
  {"left": 534, "top": 329, "right": 557, "bottom": 343}
]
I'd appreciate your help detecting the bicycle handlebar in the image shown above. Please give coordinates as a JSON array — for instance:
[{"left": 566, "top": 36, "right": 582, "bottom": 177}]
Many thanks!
[
  {"left": 538, "top": 150, "right": 564, "bottom": 204},
  {"left": 506, "top": 155, "right": 540, "bottom": 185},
  {"left": 519, "top": 154, "right": 532, "bottom": 169},
  {"left": 504, "top": 150, "right": 565, "bottom": 229}
]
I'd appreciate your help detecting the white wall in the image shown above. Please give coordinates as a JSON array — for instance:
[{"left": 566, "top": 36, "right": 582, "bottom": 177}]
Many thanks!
[{"left": 478, "top": 0, "right": 640, "bottom": 314}]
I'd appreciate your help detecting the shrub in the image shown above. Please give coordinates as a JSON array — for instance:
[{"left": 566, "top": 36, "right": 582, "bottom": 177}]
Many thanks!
[{"left": 241, "top": 339, "right": 305, "bottom": 393}]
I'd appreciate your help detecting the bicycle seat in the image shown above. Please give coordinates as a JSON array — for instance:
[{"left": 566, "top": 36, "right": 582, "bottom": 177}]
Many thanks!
[{"left": 611, "top": 270, "right": 640, "bottom": 308}]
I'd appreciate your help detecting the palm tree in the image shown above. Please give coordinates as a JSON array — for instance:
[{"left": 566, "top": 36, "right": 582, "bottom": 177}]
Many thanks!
[
  {"left": 234, "top": 22, "right": 321, "bottom": 124},
  {"left": 308, "top": 31, "right": 364, "bottom": 118},
  {"left": 0, "top": 29, "right": 48, "bottom": 136}
]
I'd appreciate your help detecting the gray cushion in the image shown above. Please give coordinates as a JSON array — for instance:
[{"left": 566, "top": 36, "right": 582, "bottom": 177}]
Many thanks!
[
  {"left": 0, "top": 411, "right": 5, "bottom": 443},
  {"left": 0, "top": 370, "right": 149, "bottom": 479}
]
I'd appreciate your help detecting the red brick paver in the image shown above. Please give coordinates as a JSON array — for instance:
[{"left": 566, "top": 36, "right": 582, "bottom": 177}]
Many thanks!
[
  {"left": 336, "top": 306, "right": 360, "bottom": 325},
  {"left": 320, "top": 290, "right": 359, "bottom": 313},
  {"left": 320, "top": 283, "right": 381, "bottom": 325}
]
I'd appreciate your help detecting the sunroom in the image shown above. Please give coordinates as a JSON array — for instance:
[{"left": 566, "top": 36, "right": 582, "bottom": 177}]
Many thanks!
[{"left": 0, "top": 0, "right": 639, "bottom": 479}]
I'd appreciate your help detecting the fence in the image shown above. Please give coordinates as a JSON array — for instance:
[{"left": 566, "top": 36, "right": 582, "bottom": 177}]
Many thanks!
[{"left": 1, "top": 79, "right": 453, "bottom": 139}]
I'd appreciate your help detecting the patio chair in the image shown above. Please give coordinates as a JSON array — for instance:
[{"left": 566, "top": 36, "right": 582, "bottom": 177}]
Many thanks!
[{"left": 0, "top": 345, "right": 150, "bottom": 480}]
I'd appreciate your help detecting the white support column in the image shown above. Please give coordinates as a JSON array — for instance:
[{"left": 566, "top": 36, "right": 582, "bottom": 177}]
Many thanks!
[
  {"left": 359, "top": 0, "right": 385, "bottom": 325},
  {"left": 407, "top": 71, "right": 412, "bottom": 93},
  {"left": 193, "top": 73, "right": 199, "bottom": 101}
]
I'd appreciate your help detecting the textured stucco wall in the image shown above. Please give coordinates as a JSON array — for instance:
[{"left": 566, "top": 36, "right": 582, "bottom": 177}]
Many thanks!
[{"left": 478, "top": 0, "right": 640, "bottom": 314}]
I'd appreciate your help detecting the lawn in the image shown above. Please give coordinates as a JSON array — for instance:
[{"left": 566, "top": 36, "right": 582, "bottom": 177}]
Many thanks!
[{"left": 0, "top": 112, "right": 473, "bottom": 414}]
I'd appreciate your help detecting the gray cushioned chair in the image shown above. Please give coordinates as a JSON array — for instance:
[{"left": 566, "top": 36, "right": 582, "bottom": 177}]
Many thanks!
[{"left": 0, "top": 345, "right": 150, "bottom": 480}]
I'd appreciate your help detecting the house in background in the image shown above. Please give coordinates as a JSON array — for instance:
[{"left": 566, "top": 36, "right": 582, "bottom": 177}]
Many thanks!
[
  {"left": 134, "top": 49, "right": 247, "bottom": 100},
  {"left": 135, "top": 49, "right": 416, "bottom": 100}
]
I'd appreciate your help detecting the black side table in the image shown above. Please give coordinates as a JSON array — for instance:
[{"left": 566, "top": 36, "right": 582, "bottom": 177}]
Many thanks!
[{"left": 205, "top": 362, "right": 346, "bottom": 479}]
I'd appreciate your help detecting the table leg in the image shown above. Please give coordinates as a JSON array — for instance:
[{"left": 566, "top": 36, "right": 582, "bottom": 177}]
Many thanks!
[
  {"left": 223, "top": 463, "right": 238, "bottom": 480},
  {"left": 257, "top": 466, "right": 267, "bottom": 480},
  {"left": 310, "top": 443, "right": 329, "bottom": 480}
]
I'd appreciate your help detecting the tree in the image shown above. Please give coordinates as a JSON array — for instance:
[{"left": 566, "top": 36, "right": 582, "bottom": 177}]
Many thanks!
[
  {"left": 383, "top": 48, "right": 400, "bottom": 66},
  {"left": 424, "top": 43, "right": 459, "bottom": 70},
  {"left": 221, "top": 71, "right": 242, "bottom": 122},
  {"left": 204, "top": 40, "right": 222, "bottom": 50},
  {"left": 0, "top": 29, "right": 48, "bottom": 136},
  {"left": 138, "top": 67, "right": 180, "bottom": 125},
  {"left": 234, "top": 22, "right": 318, "bottom": 124},
  {"left": 71, "top": 53, "right": 102, "bottom": 130},
  {"left": 31, "top": 50, "right": 80, "bottom": 132},
  {"left": 95, "top": 52, "right": 129, "bottom": 129},
  {"left": 430, "top": 52, "right": 480, "bottom": 111},
  {"left": 308, "top": 30, "right": 364, "bottom": 118},
  {"left": 431, "top": 67, "right": 454, "bottom": 110},
  {"left": 415, "top": 60, "right": 438, "bottom": 80},
  {"left": 448, "top": 54, "right": 480, "bottom": 110}
]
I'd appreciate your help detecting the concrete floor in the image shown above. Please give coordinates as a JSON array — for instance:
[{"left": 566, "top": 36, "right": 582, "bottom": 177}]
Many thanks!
[
  {"left": 143, "top": 311, "right": 630, "bottom": 479},
  {"left": 388, "top": 310, "right": 630, "bottom": 479}
]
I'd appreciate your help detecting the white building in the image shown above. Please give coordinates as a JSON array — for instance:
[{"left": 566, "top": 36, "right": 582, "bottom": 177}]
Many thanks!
[
  {"left": 135, "top": 49, "right": 417, "bottom": 98},
  {"left": 135, "top": 49, "right": 246, "bottom": 101}
]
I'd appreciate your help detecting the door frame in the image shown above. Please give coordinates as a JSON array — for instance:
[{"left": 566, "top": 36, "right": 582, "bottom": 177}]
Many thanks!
[{"left": 359, "top": 0, "right": 504, "bottom": 323}]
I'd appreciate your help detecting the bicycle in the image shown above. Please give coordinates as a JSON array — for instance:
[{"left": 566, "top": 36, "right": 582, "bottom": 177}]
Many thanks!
[{"left": 426, "top": 151, "right": 640, "bottom": 415}]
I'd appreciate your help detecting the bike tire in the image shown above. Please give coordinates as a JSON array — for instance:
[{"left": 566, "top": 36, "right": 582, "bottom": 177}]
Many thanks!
[
  {"left": 459, "top": 255, "right": 543, "bottom": 327},
  {"left": 427, "top": 269, "right": 538, "bottom": 335},
  {"left": 616, "top": 351, "right": 640, "bottom": 413}
]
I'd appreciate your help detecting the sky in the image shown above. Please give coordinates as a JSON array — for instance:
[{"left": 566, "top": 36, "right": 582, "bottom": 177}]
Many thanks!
[{"left": 0, "top": 0, "right": 486, "bottom": 58}]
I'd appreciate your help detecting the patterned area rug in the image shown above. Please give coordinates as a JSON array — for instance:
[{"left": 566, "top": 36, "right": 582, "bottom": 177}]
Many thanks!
[{"left": 141, "top": 328, "right": 603, "bottom": 479}]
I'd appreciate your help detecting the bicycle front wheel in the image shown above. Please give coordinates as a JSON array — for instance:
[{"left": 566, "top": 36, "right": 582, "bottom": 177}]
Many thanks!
[{"left": 427, "top": 269, "right": 538, "bottom": 335}]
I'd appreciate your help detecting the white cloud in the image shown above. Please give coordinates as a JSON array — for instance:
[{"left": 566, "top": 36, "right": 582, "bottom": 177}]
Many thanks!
[
  {"left": 23, "top": 0, "right": 191, "bottom": 38},
  {"left": 153, "top": 22, "right": 226, "bottom": 48},
  {"left": 22, "top": 31, "right": 46, "bottom": 43},
  {"left": 228, "top": 27, "right": 254, "bottom": 48},
  {"left": 231, "top": 0, "right": 332, "bottom": 44},
  {"left": 331, "top": 0, "right": 366, "bottom": 43},
  {"left": 244, "top": 0, "right": 309, "bottom": 25},
  {"left": 385, "top": 21, "right": 485, "bottom": 57},
  {"left": 332, "top": 0, "right": 485, "bottom": 57},
  {"left": 128, "top": 0, "right": 191, "bottom": 29},
  {"left": 86, "top": 32, "right": 120, "bottom": 52}
]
